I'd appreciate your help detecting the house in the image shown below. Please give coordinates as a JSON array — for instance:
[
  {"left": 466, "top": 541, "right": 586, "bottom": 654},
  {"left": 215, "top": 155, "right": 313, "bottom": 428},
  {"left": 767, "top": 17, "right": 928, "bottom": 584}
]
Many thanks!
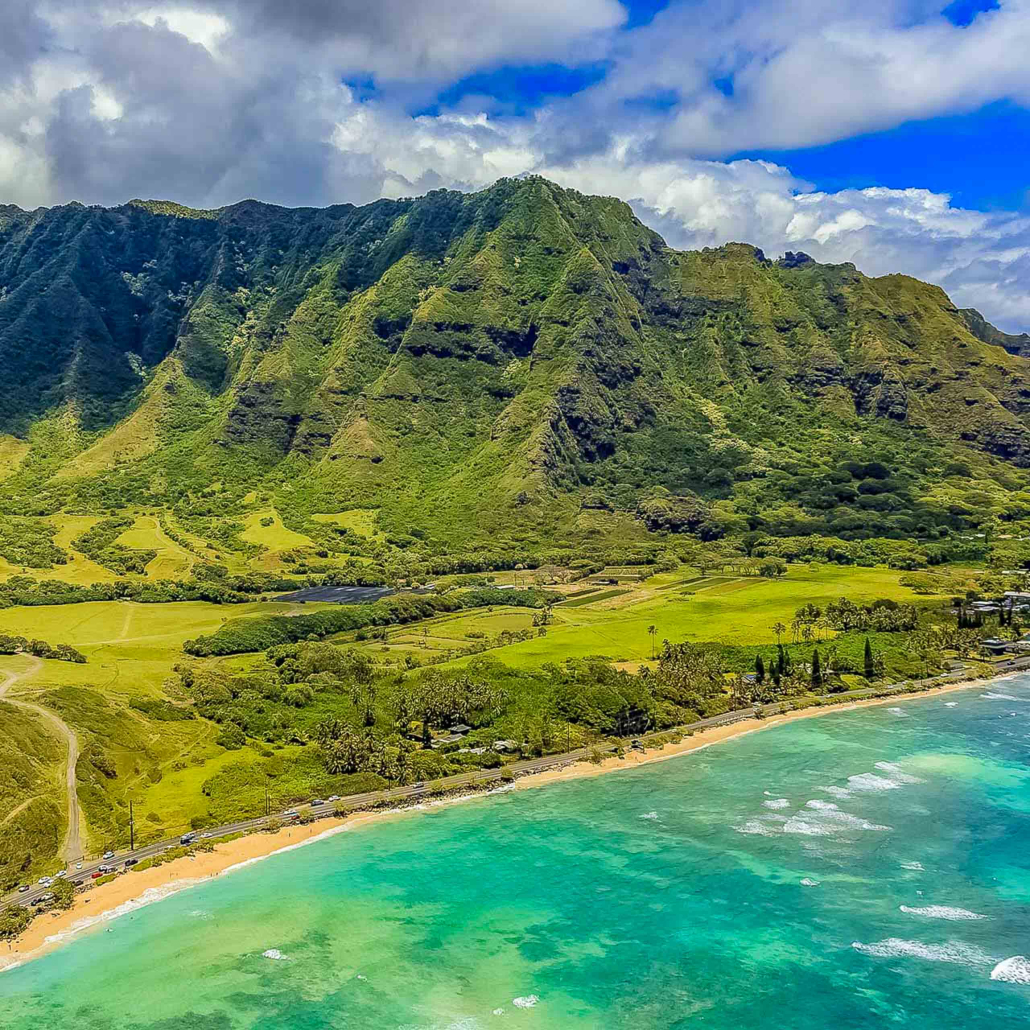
[
  {"left": 493, "top": 739, "right": 517, "bottom": 753},
  {"left": 980, "top": 638, "right": 1013, "bottom": 656}
]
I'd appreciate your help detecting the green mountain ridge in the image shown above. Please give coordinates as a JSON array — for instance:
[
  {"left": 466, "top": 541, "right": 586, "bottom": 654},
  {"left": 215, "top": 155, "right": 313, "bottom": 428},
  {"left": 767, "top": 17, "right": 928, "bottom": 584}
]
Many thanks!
[{"left": 2, "top": 176, "right": 1030, "bottom": 553}]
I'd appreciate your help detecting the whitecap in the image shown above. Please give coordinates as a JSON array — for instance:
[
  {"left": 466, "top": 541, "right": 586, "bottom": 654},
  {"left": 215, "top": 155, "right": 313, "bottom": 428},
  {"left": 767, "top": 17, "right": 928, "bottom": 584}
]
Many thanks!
[
  {"left": 991, "top": 956, "right": 1030, "bottom": 984},
  {"left": 887, "top": 707, "right": 908, "bottom": 717},
  {"left": 874, "top": 762, "right": 923, "bottom": 784},
  {"left": 735, "top": 820, "right": 777, "bottom": 836},
  {"left": 852, "top": 939, "right": 992, "bottom": 966},
  {"left": 820, "top": 785, "right": 852, "bottom": 799},
  {"left": 639, "top": 811, "right": 659, "bottom": 820},
  {"left": 783, "top": 800, "right": 890, "bottom": 836},
  {"left": 262, "top": 948, "right": 287, "bottom": 961},
  {"left": 981, "top": 692, "right": 1023, "bottom": 702},
  {"left": 800, "top": 878, "right": 820, "bottom": 887},
  {"left": 944, "top": 702, "right": 958, "bottom": 708},
  {"left": 512, "top": 995, "right": 539, "bottom": 1008},
  {"left": 762, "top": 798, "right": 790, "bottom": 809},
  {"left": 900, "top": 905, "right": 986, "bottom": 921},
  {"left": 901, "top": 861, "right": 924, "bottom": 871},
  {"left": 847, "top": 772, "right": 902, "bottom": 792},
  {"left": 493, "top": 1008, "right": 505, "bottom": 1016}
]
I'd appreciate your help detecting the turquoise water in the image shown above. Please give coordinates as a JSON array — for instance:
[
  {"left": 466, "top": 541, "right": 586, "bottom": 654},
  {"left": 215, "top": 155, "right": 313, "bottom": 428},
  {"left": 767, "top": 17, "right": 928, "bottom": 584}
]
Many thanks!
[{"left": 3, "top": 682, "right": 1030, "bottom": 1028}]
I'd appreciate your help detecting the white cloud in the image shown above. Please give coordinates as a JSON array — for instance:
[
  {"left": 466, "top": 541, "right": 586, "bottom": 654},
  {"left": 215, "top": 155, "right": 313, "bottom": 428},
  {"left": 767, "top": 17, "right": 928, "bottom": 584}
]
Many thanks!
[{"left": 0, "top": 0, "right": 1028, "bottom": 331}]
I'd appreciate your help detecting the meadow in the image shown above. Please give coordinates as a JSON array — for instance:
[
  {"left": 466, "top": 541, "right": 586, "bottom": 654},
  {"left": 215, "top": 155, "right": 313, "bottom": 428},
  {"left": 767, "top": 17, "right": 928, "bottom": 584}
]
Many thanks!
[
  {"left": 0, "top": 560, "right": 954, "bottom": 882},
  {"left": 340, "top": 563, "right": 937, "bottom": 671}
]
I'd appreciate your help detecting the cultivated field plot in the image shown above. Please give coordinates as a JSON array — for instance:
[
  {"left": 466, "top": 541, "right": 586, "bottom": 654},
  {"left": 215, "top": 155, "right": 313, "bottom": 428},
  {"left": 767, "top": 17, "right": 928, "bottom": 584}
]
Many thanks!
[
  {"left": 114, "top": 515, "right": 195, "bottom": 580},
  {"left": 441, "top": 564, "right": 940, "bottom": 669}
]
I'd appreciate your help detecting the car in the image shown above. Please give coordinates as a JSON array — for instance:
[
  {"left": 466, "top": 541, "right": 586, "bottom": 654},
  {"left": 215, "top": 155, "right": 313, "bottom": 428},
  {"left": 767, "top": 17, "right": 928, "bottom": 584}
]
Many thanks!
[
  {"left": 124, "top": 858, "right": 138, "bottom": 867},
  {"left": 102, "top": 851, "right": 115, "bottom": 860},
  {"left": 17, "top": 885, "right": 29, "bottom": 893},
  {"left": 98, "top": 864, "right": 112, "bottom": 873},
  {"left": 38, "top": 892, "right": 54, "bottom": 903},
  {"left": 200, "top": 832, "right": 213, "bottom": 839},
  {"left": 180, "top": 833, "right": 197, "bottom": 845},
  {"left": 72, "top": 879, "right": 84, "bottom": 887},
  {"left": 55, "top": 870, "right": 67, "bottom": 878},
  {"left": 311, "top": 798, "right": 325, "bottom": 806},
  {"left": 413, "top": 781, "right": 426, "bottom": 790},
  {"left": 284, "top": 809, "right": 299, "bottom": 820},
  {"left": 90, "top": 872, "right": 104, "bottom": 880},
  {"left": 327, "top": 795, "right": 341, "bottom": 803},
  {"left": 75, "top": 862, "right": 82, "bottom": 870},
  {"left": 630, "top": 739, "right": 644, "bottom": 751}
]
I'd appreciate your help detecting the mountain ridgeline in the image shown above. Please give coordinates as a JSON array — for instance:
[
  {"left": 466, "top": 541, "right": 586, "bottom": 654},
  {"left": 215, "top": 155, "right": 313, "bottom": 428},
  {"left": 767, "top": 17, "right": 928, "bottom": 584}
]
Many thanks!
[{"left": 2, "top": 176, "right": 1029, "bottom": 551}]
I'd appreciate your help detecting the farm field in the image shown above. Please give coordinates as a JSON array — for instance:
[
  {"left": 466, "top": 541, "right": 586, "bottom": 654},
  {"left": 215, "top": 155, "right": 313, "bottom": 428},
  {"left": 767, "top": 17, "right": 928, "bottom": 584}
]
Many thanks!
[
  {"left": 114, "top": 515, "right": 195, "bottom": 580},
  {"left": 0, "top": 562, "right": 950, "bottom": 873},
  {"left": 362, "top": 564, "right": 941, "bottom": 671}
]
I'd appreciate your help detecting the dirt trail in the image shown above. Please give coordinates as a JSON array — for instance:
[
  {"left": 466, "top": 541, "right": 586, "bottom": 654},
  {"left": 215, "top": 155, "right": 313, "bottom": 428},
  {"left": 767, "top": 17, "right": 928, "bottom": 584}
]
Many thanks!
[{"left": 0, "top": 659, "right": 84, "bottom": 862}]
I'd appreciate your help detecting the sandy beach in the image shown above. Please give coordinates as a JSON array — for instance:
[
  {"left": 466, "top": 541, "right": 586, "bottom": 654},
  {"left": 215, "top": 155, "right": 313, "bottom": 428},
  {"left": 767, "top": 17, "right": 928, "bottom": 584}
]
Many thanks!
[{"left": 0, "top": 674, "right": 1000, "bottom": 972}]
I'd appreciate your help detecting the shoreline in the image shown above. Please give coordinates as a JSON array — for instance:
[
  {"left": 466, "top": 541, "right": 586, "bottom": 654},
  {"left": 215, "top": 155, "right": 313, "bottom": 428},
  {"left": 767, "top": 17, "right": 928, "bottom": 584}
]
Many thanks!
[{"left": 0, "top": 673, "right": 1009, "bottom": 973}]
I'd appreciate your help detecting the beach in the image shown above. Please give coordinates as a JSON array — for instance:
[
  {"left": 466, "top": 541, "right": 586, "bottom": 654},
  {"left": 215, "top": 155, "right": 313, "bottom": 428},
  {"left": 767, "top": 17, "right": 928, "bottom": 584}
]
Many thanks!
[{"left": 0, "top": 675, "right": 993, "bottom": 972}]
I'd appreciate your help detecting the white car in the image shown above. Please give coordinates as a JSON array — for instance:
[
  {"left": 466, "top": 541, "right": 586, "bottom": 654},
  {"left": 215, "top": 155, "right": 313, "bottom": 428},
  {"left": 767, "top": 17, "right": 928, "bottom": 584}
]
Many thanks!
[
  {"left": 327, "top": 795, "right": 341, "bottom": 803},
  {"left": 102, "top": 851, "right": 115, "bottom": 860}
]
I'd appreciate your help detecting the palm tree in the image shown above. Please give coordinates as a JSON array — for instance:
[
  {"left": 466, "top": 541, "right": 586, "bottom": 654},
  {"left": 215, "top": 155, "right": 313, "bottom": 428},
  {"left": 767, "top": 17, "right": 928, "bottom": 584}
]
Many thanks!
[
  {"left": 772, "top": 622, "right": 785, "bottom": 644},
  {"left": 647, "top": 624, "right": 657, "bottom": 660}
]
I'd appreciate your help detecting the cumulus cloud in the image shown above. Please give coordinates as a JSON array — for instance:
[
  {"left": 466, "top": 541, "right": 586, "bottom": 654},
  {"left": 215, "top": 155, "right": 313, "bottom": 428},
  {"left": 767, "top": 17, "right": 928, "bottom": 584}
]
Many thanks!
[{"left": 0, "top": 0, "right": 1028, "bottom": 329}]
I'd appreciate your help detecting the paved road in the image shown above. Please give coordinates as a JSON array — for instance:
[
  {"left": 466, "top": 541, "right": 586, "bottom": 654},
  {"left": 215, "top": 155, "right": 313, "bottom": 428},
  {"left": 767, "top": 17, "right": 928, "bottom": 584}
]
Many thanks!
[
  {"left": 7, "top": 657, "right": 1030, "bottom": 913},
  {"left": 0, "top": 658, "right": 84, "bottom": 865}
]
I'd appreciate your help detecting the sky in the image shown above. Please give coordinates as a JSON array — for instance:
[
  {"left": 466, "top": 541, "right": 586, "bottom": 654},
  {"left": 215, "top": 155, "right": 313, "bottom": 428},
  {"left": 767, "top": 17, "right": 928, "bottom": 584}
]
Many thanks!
[{"left": 1, "top": 0, "right": 1029, "bottom": 330}]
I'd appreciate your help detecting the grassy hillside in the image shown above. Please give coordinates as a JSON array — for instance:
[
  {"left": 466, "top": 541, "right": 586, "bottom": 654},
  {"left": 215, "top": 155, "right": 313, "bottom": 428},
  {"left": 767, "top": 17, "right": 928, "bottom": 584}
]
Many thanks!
[{"left": 2, "top": 177, "right": 1030, "bottom": 563}]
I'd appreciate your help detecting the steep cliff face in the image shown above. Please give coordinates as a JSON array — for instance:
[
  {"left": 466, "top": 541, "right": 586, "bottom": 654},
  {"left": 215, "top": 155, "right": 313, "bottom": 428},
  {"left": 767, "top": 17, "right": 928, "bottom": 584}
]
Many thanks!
[{"left": 1, "top": 177, "right": 1029, "bottom": 544}]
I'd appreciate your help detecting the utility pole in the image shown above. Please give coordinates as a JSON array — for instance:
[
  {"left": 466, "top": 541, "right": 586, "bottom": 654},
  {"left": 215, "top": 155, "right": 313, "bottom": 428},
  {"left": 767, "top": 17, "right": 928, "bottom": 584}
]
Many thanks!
[{"left": 129, "top": 799, "right": 135, "bottom": 852}]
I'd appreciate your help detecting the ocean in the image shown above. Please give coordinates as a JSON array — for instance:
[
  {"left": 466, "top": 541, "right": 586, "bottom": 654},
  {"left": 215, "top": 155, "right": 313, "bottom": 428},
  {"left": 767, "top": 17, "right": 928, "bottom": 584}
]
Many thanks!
[{"left": 3, "top": 680, "right": 1030, "bottom": 1028}]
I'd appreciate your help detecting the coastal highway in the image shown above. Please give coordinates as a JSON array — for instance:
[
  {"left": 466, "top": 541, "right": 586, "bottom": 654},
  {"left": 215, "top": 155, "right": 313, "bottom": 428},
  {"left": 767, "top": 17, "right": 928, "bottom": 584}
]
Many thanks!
[{"left": 7, "top": 656, "right": 1030, "bottom": 913}]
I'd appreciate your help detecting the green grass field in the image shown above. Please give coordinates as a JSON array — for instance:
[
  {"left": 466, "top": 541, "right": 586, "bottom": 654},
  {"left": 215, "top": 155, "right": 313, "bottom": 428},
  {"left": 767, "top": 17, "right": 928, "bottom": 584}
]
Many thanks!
[
  {"left": 114, "top": 515, "right": 195, "bottom": 579},
  {"left": 0, "top": 561, "right": 951, "bottom": 860},
  {"left": 432, "top": 564, "right": 941, "bottom": 669},
  {"left": 241, "top": 510, "right": 314, "bottom": 551}
]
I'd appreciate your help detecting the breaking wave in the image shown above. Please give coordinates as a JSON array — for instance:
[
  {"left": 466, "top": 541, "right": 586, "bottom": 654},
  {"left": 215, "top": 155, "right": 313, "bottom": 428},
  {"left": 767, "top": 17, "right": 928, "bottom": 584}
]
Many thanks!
[
  {"left": 852, "top": 939, "right": 992, "bottom": 966},
  {"left": 900, "top": 905, "right": 986, "bottom": 921},
  {"left": 991, "top": 956, "right": 1030, "bottom": 984},
  {"left": 262, "top": 949, "right": 287, "bottom": 961},
  {"left": 512, "top": 995, "right": 539, "bottom": 1008},
  {"left": 762, "top": 798, "right": 790, "bottom": 809}
]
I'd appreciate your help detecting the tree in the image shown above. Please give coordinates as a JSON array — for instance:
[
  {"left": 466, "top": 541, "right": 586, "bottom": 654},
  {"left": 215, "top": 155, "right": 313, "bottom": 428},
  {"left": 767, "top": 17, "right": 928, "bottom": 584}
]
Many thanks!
[
  {"left": 864, "top": 637, "right": 875, "bottom": 680},
  {"left": 755, "top": 654, "right": 765, "bottom": 683},
  {"left": 811, "top": 649, "right": 822, "bottom": 690},
  {"left": 772, "top": 622, "right": 785, "bottom": 644},
  {"left": 647, "top": 624, "right": 657, "bottom": 660}
]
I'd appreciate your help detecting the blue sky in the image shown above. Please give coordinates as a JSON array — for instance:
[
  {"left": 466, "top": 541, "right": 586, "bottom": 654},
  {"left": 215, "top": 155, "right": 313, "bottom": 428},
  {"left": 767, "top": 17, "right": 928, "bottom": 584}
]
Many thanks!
[{"left": 1, "top": 0, "right": 1028, "bottom": 328}]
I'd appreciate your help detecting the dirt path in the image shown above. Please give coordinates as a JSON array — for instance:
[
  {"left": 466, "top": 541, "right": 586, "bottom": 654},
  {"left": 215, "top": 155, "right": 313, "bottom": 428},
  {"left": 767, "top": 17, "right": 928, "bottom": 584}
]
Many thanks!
[{"left": 0, "top": 659, "right": 85, "bottom": 863}]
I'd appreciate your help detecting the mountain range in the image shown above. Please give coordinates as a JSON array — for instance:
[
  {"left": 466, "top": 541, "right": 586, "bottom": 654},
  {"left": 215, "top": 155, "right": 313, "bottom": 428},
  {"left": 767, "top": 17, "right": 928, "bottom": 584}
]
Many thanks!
[{"left": 2, "top": 176, "right": 1029, "bottom": 554}]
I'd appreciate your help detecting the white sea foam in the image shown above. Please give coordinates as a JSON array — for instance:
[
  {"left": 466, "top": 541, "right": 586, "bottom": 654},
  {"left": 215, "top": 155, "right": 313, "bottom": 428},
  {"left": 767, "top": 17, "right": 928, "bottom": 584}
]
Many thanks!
[
  {"left": 39, "top": 879, "right": 207, "bottom": 948},
  {"left": 981, "top": 692, "right": 1024, "bottom": 702},
  {"left": 900, "top": 905, "right": 986, "bottom": 921},
  {"left": 639, "top": 811, "right": 659, "bottom": 820},
  {"left": 262, "top": 948, "right": 287, "bottom": 961},
  {"left": 991, "top": 956, "right": 1030, "bottom": 984},
  {"left": 887, "top": 707, "right": 908, "bottom": 717},
  {"left": 901, "top": 861, "right": 924, "bottom": 871},
  {"left": 852, "top": 939, "right": 992, "bottom": 966},
  {"left": 874, "top": 762, "right": 923, "bottom": 784},
  {"left": 800, "top": 878, "right": 820, "bottom": 887},
  {"left": 944, "top": 702, "right": 959, "bottom": 708},
  {"left": 493, "top": 1008, "right": 505, "bottom": 1016},
  {"left": 735, "top": 820, "right": 777, "bottom": 836},
  {"left": 512, "top": 995, "right": 539, "bottom": 1008},
  {"left": 783, "top": 800, "right": 890, "bottom": 836},
  {"left": 820, "top": 785, "right": 852, "bottom": 799},
  {"left": 762, "top": 798, "right": 790, "bottom": 809}
]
